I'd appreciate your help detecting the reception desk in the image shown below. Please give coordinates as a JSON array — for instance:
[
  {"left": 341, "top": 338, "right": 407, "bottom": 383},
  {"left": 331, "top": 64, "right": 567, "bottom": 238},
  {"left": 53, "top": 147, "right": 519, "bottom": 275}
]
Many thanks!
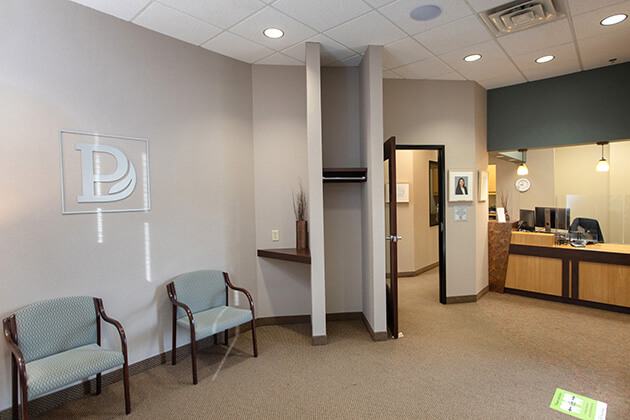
[{"left": 505, "top": 231, "right": 630, "bottom": 313}]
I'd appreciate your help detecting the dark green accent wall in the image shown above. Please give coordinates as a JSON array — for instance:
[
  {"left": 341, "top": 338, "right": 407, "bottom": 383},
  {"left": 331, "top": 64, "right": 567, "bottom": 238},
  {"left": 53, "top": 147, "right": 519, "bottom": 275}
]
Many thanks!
[{"left": 487, "top": 62, "right": 630, "bottom": 151}]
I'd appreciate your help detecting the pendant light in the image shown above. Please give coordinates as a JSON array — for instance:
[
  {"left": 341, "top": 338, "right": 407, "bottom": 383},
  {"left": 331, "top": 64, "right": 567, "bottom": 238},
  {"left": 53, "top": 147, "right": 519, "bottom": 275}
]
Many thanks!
[
  {"left": 596, "top": 142, "right": 609, "bottom": 172},
  {"left": 517, "top": 149, "right": 528, "bottom": 176}
]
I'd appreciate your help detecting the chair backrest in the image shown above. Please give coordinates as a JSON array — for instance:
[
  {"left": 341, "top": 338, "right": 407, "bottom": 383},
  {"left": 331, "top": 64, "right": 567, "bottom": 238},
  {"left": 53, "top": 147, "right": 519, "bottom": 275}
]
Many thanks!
[
  {"left": 172, "top": 270, "right": 226, "bottom": 318},
  {"left": 14, "top": 296, "right": 98, "bottom": 363},
  {"left": 569, "top": 217, "right": 604, "bottom": 243}
]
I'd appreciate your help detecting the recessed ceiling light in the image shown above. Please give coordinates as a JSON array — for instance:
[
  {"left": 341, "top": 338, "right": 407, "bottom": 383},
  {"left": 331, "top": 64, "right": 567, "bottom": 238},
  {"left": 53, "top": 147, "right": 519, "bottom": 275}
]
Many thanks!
[
  {"left": 535, "top": 55, "right": 555, "bottom": 63},
  {"left": 600, "top": 14, "right": 627, "bottom": 26},
  {"left": 410, "top": 5, "right": 442, "bottom": 21},
  {"left": 464, "top": 54, "right": 482, "bottom": 62},
  {"left": 263, "top": 28, "right": 284, "bottom": 39}
]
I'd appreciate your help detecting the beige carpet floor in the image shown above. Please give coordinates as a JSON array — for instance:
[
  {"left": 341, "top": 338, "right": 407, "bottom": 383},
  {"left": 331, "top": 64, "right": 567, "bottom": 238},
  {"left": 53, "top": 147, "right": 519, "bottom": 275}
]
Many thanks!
[{"left": 39, "top": 268, "right": 629, "bottom": 419}]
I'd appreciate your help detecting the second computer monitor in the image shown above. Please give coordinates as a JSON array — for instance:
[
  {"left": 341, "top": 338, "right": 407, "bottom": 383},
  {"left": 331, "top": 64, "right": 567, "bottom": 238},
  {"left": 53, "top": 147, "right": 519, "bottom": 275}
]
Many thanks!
[{"left": 535, "top": 207, "right": 571, "bottom": 230}]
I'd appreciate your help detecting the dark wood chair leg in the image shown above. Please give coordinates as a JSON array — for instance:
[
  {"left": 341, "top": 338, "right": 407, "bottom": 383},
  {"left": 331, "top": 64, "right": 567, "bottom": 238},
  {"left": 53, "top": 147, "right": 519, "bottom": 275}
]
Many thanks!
[
  {"left": 224, "top": 330, "right": 228, "bottom": 346},
  {"left": 123, "top": 361, "right": 131, "bottom": 414},
  {"left": 251, "top": 318, "right": 258, "bottom": 357},
  {"left": 20, "top": 383, "right": 29, "bottom": 420},
  {"left": 96, "top": 372, "right": 102, "bottom": 394},
  {"left": 190, "top": 328, "right": 198, "bottom": 385},
  {"left": 171, "top": 305, "right": 177, "bottom": 365},
  {"left": 12, "top": 357, "right": 18, "bottom": 420}
]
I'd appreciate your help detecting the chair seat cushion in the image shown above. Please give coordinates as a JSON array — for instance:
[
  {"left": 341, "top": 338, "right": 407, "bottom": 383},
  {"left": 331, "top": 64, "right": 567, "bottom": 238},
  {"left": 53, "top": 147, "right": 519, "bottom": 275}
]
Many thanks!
[
  {"left": 26, "top": 344, "right": 124, "bottom": 399},
  {"left": 177, "top": 306, "right": 253, "bottom": 340}
]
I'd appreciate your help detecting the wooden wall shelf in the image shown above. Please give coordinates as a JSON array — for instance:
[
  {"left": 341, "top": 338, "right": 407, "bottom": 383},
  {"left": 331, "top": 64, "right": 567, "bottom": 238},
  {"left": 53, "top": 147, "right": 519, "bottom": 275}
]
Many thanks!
[
  {"left": 257, "top": 248, "right": 311, "bottom": 264},
  {"left": 322, "top": 168, "right": 367, "bottom": 183}
]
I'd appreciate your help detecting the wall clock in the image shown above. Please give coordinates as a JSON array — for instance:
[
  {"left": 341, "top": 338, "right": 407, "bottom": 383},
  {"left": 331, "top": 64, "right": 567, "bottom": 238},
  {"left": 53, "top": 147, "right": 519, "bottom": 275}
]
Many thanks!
[{"left": 515, "top": 178, "right": 531, "bottom": 192}]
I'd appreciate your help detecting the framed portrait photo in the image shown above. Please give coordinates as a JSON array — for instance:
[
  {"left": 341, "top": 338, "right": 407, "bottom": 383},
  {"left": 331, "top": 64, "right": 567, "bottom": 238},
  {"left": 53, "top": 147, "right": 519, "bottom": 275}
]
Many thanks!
[{"left": 449, "top": 170, "right": 473, "bottom": 202}]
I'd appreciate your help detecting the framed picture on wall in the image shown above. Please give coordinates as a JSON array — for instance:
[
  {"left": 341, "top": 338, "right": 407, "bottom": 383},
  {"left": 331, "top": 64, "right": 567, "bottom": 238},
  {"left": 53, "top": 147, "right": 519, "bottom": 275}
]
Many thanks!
[
  {"left": 478, "top": 170, "right": 489, "bottom": 202},
  {"left": 449, "top": 170, "right": 473, "bottom": 202}
]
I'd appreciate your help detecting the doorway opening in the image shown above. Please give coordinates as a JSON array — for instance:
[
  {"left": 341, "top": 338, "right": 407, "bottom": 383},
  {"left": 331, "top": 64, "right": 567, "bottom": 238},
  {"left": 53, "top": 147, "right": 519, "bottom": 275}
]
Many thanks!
[
  {"left": 395, "top": 145, "right": 446, "bottom": 306},
  {"left": 385, "top": 141, "right": 446, "bottom": 339}
]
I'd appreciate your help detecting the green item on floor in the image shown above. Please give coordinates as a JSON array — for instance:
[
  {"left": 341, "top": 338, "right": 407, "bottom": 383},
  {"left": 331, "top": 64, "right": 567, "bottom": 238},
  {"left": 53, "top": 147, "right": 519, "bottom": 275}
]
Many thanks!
[{"left": 550, "top": 388, "right": 607, "bottom": 419}]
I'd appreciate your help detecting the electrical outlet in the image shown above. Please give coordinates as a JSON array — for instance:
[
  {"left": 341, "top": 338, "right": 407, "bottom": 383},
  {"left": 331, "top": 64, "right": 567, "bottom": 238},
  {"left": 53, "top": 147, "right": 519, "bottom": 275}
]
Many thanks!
[{"left": 272, "top": 230, "right": 279, "bottom": 241}]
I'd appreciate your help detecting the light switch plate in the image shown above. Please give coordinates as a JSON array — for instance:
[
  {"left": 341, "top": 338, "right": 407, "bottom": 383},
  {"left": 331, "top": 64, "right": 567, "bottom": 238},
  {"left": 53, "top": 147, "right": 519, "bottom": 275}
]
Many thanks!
[{"left": 272, "top": 230, "right": 279, "bottom": 241}]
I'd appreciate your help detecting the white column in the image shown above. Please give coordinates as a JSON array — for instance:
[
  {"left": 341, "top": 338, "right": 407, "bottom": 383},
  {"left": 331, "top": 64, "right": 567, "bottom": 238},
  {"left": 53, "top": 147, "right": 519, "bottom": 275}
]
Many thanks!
[{"left": 305, "top": 42, "right": 327, "bottom": 344}]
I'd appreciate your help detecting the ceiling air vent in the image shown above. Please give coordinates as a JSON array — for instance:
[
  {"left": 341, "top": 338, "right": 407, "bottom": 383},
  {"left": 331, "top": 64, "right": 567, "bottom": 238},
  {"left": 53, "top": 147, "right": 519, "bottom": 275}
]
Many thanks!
[{"left": 479, "top": 0, "right": 565, "bottom": 37}]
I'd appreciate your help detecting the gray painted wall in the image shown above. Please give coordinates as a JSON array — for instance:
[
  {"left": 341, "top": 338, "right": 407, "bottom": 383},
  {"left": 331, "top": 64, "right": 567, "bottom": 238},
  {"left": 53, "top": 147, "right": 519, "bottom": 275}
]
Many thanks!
[
  {"left": 321, "top": 68, "right": 363, "bottom": 313},
  {"left": 488, "top": 62, "right": 630, "bottom": 152},
  {"left": 0, "top": 0, "right": 256, "bottom": 410},
  {"left": 252, "top": 65, "right": 311, "bottom": 318},
  {"left": 383, "top": 79, "right": 488, "bottom": 298}
]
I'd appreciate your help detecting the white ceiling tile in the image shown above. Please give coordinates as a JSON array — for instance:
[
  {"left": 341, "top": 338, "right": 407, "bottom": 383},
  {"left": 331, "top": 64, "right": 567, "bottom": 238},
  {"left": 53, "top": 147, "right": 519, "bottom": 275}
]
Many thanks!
[
  {"left": 324, "top": 11, "right": 407, "bottom": 53},
  {"left": 511, "top": 43, "right": 581, "bottom": 81},
  {"left": 68, "top": 0, "right": 151, "bottom": 21},
  {"left": 414, "top": 15, "right": 493, "bottom": 55},
  {"left": 383, "top": 69, "right": 403, "bottom": 79},
  {"left": 378, "top": 0, "right": 474, "bottom": 35},
  {"left": 229, "top": 7, "right": 317, "bottom": 50},
  {"left": 466, "top": 0, "right": 517, "bottom": 13},
  {"left": 282, "top": 35, "right": 356, "bottom": 65},
  {"left": 571, "top": 2, "right": 630, "bottom": 39},
  {"left": 456, "top": 57, "right": 520, "bottom": 81},
  {"left": 426, "top": 71, "right": 466, "bottom": 81},
  {"left": 478, "top": 73, "right": 527, "bottom": 89},
  {"left": 392, "top": 57, "right": 455, "bottom": 79},
  {"left": 202, "top": 31, "right": 274, "bottom": 63},
  {"left": 363, "top": 0, "right": 396, "bottom": 8},
  {"left": 497, "top": 19, "right": 573, "bottom": 56},
  {"left": 329, "top": 54, "right": 364, "bottom": 67},
  {"left": 273, "top": 0, "right": 371, "bottom": 32},
  {"left": 255, "top": 52, "right": 304, "bottom": 65},
  {"left": 567, "top": 0, "right": 629, "bottom": 17},
  {"left": 134, "top": 3, "right": 222, "bottom": 45},
  {"left": 578, "top": 31, "right": 630, "bottom": 69},
  {"left": 382, "top": 37, "right": 432, "bottom": 69},
  {"left": 157, "top": 0, "right": 265, "bottom": 29}
]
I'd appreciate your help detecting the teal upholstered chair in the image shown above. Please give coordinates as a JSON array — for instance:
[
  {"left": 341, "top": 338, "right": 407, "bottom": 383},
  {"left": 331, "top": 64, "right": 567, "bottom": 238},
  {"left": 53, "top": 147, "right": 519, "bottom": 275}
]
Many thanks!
[
  {"left": 2, "top": 296, "right": 130, "bottom": 419},
  {"left": 166, "top": 270, "right": 257, "bottom": 384}
]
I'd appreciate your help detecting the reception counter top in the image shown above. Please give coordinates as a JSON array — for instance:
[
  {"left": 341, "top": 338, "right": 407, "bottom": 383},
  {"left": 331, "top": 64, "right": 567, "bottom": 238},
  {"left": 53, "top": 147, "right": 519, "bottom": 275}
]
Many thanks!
[{"left": 505, "top": 231, "right": 630, "bottom": 313}]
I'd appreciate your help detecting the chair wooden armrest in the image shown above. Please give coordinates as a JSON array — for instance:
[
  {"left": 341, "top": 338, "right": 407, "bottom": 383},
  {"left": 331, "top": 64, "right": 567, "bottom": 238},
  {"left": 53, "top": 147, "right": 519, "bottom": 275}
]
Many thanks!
[
  {"left": 93, "top": 298, "right": 131, "bottom": 414},
  {"left": 223, "top": 272, "right": 255, "bottom": 314},
  {"left": 94, "top": 298, "right": 128, "bottom": 351},
  {"left": 3, "top": 315, "right": 28, "bottom": 417},
  {"left": 3, "top": 316, "right": 26, "bottom": 374}
]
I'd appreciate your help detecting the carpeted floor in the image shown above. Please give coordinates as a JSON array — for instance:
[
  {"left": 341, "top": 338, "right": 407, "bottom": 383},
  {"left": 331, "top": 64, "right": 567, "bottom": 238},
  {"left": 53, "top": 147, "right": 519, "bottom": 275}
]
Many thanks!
[{"left": 40, "top": 268, "right": 629, "bottom": 419}]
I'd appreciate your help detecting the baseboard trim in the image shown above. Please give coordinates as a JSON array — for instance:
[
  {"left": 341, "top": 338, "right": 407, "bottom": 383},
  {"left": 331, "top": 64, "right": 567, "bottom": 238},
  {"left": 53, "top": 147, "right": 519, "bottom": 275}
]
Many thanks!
[
  {"left": 255, "top": 314, "right": 311, "bottom": 327},
  {"left": 311, "top": 335, "right": 328, "bottom": 346},
  {"left": 398, "top": 262, "right": 440, "bottom": 278},
  {"left": 446, "top": 285, "right": 490, "bottom": 304},
  {"left": 477, "top": 285, "right": 489, "bottom": 300},
  {"left": 361, "top": 313, "right": 388, "bottom": 341}
]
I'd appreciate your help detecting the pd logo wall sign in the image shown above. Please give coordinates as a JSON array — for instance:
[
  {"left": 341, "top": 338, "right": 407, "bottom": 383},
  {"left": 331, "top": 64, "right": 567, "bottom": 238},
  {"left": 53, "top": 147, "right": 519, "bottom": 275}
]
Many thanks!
[{"left": 59, "top": 130, "right": 151, "bottom": 214}]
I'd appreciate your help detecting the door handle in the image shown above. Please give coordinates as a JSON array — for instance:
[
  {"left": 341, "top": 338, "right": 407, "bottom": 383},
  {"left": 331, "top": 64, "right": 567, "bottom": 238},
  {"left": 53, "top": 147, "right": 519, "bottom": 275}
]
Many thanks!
[{"left": 386, "top": 235, "right": 403, "bottom": 243}]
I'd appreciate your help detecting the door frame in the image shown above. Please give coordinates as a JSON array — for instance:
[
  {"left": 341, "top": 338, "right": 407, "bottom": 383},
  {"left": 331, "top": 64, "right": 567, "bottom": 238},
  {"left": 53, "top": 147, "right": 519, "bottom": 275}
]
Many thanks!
[{"left": 396, "top": 145, "right": 447, "bottom": 305}]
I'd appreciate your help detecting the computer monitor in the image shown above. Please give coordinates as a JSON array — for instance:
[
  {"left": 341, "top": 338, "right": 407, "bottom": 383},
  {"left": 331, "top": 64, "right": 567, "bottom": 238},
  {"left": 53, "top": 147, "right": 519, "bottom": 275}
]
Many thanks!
[
  {"left": 519, "top": 209, "right": 535, "bottom": 231},
  {"left": 535, "top": 207, "right": 571, "bottom": 230}
]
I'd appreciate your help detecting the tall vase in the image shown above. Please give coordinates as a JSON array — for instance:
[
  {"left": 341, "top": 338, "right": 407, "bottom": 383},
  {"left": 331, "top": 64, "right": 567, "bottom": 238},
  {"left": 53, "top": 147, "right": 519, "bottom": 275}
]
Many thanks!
[{"left": 296, "top": 220, "right": 308, "bottom": 250}]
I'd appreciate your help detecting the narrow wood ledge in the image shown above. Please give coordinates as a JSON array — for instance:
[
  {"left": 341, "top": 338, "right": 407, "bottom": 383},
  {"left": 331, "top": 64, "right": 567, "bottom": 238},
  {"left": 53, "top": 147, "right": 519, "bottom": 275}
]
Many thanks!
[{"left": 257, "top": 248, "right": 311, "bottom": 264}]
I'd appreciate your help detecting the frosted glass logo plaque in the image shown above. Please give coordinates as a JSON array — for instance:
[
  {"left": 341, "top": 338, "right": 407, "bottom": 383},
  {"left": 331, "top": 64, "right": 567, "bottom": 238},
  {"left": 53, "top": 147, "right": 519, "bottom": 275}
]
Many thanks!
[{"left": 60, "top": 130, "right": 150, "bottom": 214}]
